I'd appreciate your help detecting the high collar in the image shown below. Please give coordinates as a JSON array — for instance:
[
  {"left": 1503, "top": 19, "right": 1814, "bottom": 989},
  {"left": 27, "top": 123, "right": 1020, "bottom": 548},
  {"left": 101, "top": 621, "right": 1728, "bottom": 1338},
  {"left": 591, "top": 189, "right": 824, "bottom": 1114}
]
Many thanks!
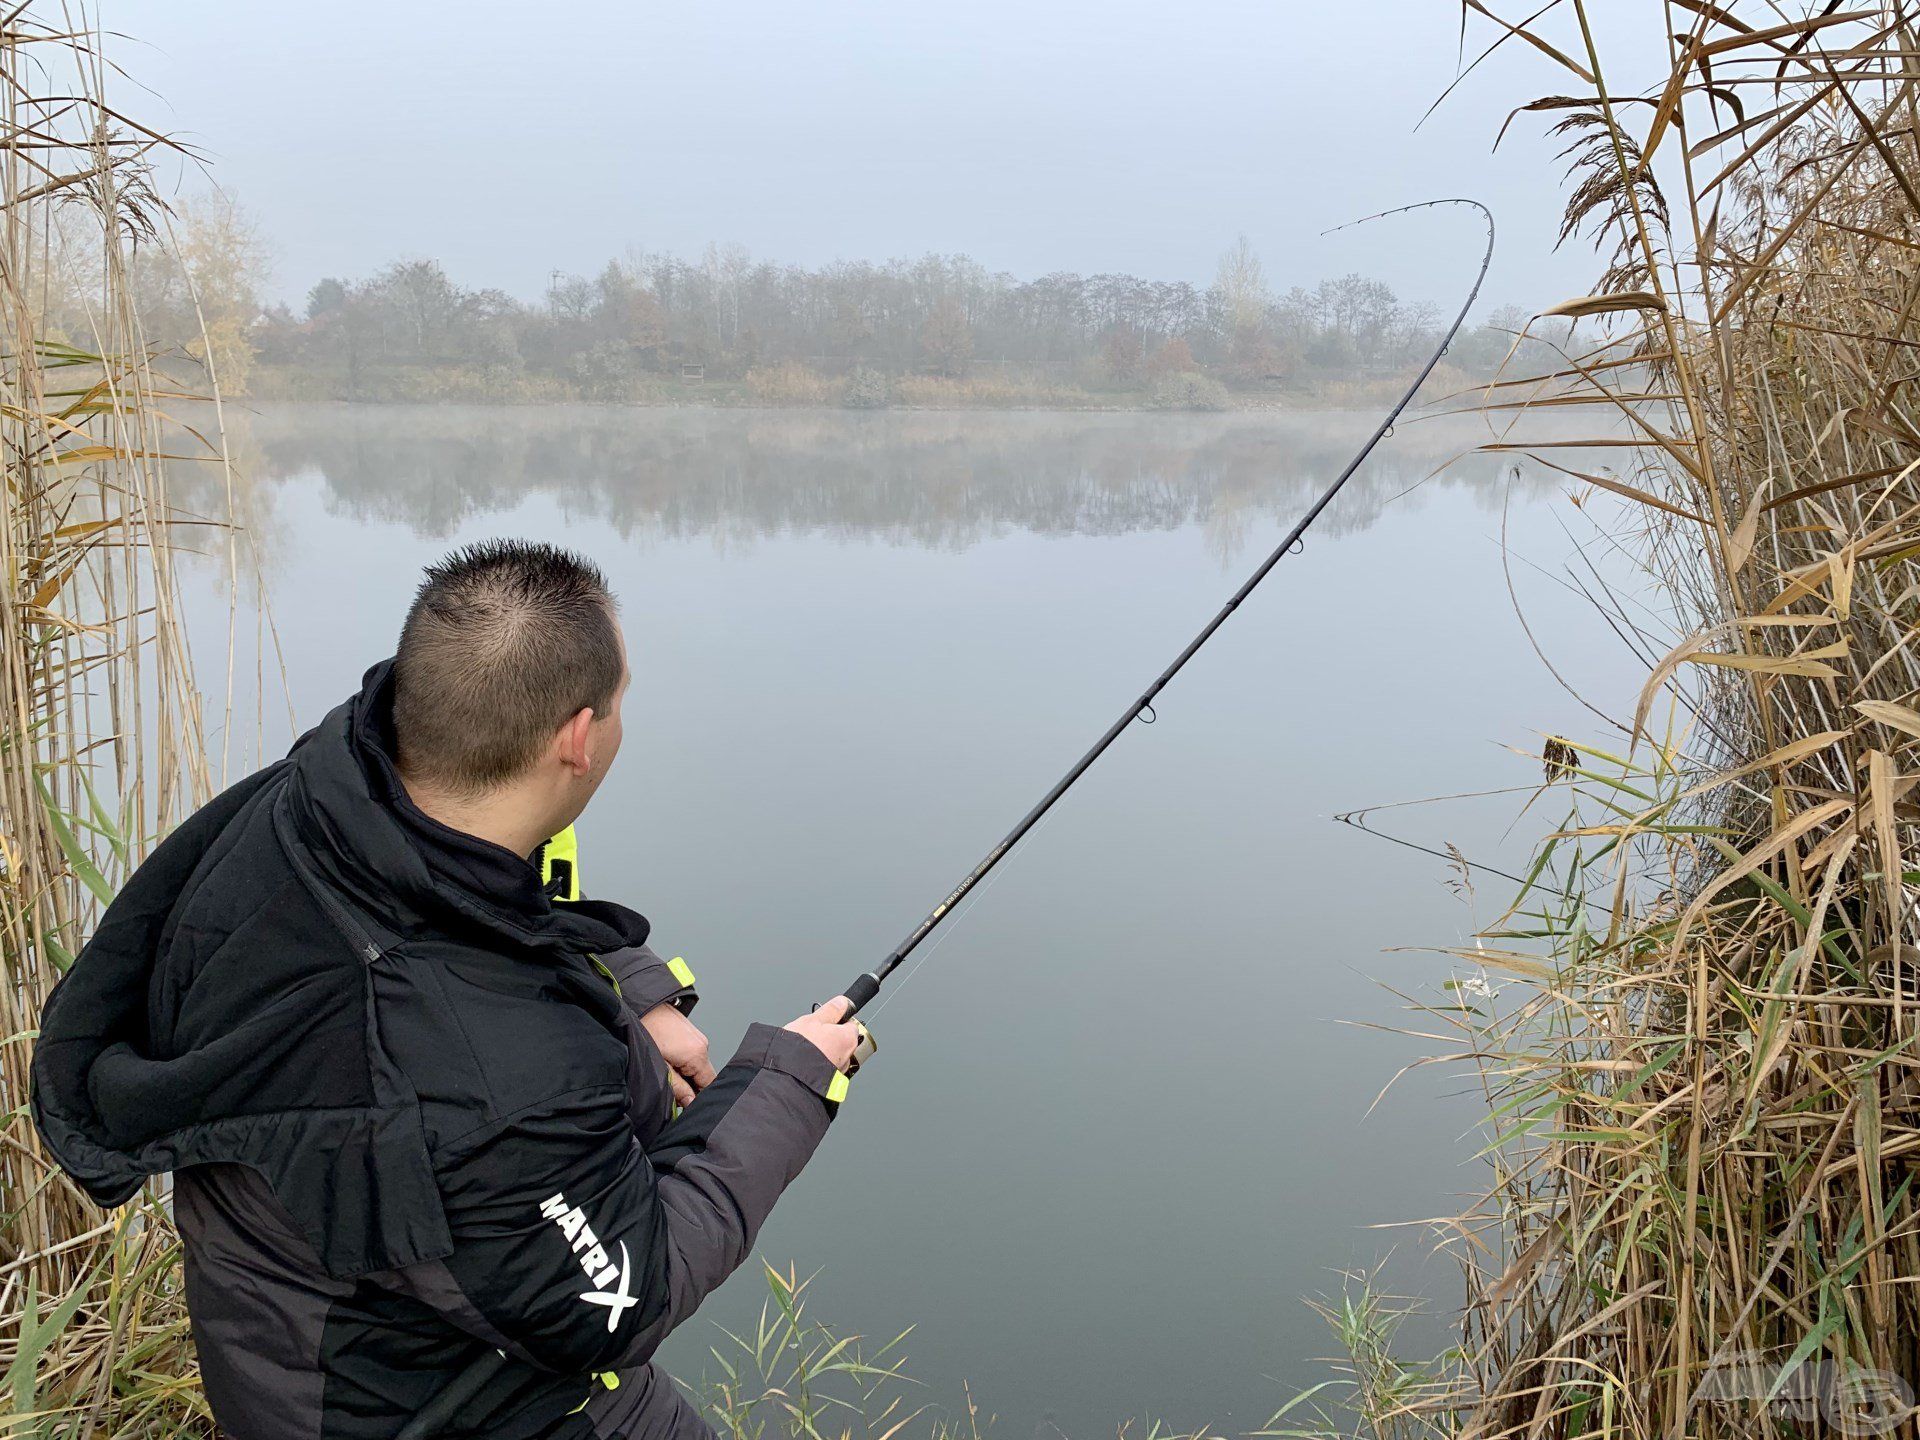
[{"left": 281, "top": 659, "right": 648, "bottom": 957}]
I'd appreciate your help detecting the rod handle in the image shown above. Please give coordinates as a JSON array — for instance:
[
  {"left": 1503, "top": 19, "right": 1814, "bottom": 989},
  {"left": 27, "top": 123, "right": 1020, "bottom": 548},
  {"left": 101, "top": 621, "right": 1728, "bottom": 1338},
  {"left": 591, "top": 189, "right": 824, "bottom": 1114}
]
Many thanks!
[{"left": 841, "top": 971, "right": 882, "bottom": 1015}]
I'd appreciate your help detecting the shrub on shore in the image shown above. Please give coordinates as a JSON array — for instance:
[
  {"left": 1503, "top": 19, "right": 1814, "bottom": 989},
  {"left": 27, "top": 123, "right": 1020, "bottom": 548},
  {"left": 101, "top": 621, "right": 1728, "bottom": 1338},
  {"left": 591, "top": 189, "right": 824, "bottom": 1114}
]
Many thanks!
[
  {"left": 841, "top": 366, "right": 892, "bottom": 409},
  {"left": 1148, "top": 371, "right": 1231, "bottom": 412}
]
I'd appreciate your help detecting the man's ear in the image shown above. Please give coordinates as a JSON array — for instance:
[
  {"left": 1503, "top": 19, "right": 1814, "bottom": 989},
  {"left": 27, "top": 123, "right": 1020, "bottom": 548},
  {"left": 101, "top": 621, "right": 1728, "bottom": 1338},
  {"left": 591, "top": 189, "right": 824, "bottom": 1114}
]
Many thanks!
[{"left": 558, "top": 707, "right": 596, "bottom": 775}]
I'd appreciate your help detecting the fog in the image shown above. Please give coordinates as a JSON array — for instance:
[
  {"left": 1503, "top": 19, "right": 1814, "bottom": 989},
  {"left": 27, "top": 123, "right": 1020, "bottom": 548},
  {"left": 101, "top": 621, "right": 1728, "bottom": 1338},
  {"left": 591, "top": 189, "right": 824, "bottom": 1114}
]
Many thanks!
[{"left": 111, "top": 0, "right": 1610, "bottom": 313}]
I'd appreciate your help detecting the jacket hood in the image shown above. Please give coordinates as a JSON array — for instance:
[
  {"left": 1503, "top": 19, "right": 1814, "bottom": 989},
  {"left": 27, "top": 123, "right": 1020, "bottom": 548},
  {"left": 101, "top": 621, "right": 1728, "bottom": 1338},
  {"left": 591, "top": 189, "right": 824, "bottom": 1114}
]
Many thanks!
[{"left": 30, "top": 760, "right": 293, "bottom": 1208}]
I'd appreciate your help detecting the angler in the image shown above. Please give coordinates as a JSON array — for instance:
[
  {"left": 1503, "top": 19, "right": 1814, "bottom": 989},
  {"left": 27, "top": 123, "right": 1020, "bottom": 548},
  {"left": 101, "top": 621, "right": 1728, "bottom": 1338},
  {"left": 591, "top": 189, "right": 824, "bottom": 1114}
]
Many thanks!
[{"left": 31, "top": 541, "right": 861, "bottom": 1440}]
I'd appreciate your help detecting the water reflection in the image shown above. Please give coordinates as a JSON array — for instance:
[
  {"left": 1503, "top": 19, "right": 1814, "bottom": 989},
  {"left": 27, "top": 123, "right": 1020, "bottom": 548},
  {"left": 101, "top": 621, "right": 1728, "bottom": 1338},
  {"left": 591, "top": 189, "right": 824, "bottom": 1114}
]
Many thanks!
[
  {"left": 229, "top": 404, "right": 1563, "bottom": 554},
  {"left": 175, "top": 399, "right": 1617, "bottom": 1433}
]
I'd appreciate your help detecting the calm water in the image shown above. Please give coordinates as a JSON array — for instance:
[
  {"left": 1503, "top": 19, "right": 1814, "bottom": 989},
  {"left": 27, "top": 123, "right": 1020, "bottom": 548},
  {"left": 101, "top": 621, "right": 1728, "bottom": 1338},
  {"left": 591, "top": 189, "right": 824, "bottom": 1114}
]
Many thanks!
[{"left": 183, "top": 404, "right": 1637, "bottom": 1436}]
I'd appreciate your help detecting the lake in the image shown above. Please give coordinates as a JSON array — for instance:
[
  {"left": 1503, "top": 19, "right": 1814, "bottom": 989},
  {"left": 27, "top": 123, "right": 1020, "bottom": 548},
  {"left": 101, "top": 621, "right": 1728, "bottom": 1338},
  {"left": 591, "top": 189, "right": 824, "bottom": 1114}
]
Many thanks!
[{"left": 183, "top": 404, "right": 1639, "bottom": 1436}]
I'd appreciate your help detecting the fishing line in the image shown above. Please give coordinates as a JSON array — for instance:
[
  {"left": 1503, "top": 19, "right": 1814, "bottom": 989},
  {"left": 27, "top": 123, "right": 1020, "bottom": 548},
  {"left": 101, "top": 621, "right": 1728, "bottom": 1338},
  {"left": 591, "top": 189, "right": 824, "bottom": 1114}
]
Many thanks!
[
  {"left": 863, "top": 802, "right": 1061, "bottom": 1023},
  {"left": 1331, "top": 807, "right": 1530, "bottom": 887},
  {"left": 831, "top": 198, "right": 1498, "bottom": 1024}
]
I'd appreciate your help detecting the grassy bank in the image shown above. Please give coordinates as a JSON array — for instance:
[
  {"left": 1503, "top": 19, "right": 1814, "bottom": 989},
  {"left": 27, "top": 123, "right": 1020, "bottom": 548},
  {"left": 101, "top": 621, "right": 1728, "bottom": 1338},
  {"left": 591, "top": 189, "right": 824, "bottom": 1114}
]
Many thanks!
[{"left": 247, "top": 359, "right": 1481, "bottom": 413}]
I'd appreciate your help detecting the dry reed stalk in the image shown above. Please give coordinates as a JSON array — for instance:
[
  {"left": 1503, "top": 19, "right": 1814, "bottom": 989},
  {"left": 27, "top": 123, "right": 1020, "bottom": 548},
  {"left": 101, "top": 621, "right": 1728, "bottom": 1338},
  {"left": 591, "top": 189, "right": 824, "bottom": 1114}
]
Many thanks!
[
  {"left": 0, "top": 7, "right": 237, "bottom": 1435},
  {"left": 1349, "top": 4, "right": 1920, "bottom": 1438}
]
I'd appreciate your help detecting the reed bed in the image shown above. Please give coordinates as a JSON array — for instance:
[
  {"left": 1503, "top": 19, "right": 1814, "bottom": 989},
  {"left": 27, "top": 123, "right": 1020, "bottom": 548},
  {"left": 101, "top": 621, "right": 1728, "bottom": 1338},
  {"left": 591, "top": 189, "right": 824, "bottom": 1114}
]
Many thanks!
[
  {"left": 1328, "top": 4, "right": 1920, "bottom": 1437},
  {"left": 0, "top": 9, "right": 236, "bottom": 1436}
]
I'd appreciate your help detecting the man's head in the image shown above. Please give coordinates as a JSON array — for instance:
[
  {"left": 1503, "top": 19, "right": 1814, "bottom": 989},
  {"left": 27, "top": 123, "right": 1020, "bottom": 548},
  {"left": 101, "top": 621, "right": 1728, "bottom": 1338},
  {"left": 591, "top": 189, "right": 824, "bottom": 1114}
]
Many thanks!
[{"left": 392, "top": 540, "right": 628, "bottom": 838}]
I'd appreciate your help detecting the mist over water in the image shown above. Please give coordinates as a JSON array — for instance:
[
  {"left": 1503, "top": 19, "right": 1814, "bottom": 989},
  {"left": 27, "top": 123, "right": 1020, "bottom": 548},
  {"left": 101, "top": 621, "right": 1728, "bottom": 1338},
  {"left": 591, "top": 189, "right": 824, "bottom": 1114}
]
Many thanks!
[
  {"left": 189, "top": 404, "right": 1636, "bottom": 1436},
  {"left": 227, "top": 406, "right": 1560, "bottom": 553}
]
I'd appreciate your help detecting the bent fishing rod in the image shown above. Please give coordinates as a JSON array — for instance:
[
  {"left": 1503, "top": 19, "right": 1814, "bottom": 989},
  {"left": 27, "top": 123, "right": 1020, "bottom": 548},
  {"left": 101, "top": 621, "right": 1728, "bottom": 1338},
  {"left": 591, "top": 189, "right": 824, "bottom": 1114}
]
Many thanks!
[
  {"left": 831, "top": 198, "right": 1495, "bottom": 1060},
  {"left": 398, "top": 201, "right": 1491, "bottom": 1440}
]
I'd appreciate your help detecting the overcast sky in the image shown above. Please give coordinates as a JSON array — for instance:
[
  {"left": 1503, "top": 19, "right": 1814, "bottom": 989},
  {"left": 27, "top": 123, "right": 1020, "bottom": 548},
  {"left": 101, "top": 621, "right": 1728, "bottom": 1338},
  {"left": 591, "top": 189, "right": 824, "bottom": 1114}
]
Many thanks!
[{"left": 106, "top": 1, "right": 1616, "bottom": 314}]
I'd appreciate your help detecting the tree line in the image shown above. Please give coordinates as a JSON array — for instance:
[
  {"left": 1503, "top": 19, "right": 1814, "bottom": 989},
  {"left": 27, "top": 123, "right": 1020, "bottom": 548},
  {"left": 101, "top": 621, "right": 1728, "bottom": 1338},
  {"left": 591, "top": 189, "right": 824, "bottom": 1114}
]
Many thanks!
[
  {"left": 35, "top": 197, "right": 1561, "bottom": 408},
  {"left": 251, "top": 239, "right": 1558, "bottom": 407}
]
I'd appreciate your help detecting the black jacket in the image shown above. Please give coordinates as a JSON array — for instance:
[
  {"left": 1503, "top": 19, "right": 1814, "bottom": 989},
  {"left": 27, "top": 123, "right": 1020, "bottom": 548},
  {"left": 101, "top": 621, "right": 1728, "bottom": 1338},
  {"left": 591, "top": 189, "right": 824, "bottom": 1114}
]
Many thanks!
[{"left": 32, "top": 662, "right": 842, "bottom": 1439}]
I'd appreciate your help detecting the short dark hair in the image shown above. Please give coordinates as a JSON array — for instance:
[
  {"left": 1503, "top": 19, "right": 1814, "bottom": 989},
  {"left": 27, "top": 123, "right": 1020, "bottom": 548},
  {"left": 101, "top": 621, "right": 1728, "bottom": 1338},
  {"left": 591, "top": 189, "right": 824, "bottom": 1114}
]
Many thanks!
[{"left": 393, "top": 540, "right": 623, "bottom": 791}]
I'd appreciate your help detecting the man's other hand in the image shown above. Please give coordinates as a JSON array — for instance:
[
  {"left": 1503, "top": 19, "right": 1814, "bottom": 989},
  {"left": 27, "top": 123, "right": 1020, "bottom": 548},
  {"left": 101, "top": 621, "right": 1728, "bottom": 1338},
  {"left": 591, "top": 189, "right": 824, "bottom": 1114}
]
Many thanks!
[
  {"left": 641, "top": 1003, "right": 716, "bottom": 1108},
  {"left": 783, "top": 997, "right": 861, "bottom": 1072}
]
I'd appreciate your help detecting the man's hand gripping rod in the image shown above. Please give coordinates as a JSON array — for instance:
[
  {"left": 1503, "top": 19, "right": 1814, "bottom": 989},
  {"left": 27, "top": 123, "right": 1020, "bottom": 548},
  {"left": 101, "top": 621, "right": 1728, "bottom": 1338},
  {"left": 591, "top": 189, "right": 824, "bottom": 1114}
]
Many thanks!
[{"left": 826, "top": 200, "right": 1495, "bottom": 1070}]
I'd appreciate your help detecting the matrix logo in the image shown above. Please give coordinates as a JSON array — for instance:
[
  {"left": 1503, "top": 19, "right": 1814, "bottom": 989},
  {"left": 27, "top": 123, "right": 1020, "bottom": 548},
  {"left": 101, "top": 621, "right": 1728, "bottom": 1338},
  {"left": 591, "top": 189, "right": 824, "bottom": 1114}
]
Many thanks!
[{"left": 538, "top": 1192, "right": 637, "bottom": 1332}]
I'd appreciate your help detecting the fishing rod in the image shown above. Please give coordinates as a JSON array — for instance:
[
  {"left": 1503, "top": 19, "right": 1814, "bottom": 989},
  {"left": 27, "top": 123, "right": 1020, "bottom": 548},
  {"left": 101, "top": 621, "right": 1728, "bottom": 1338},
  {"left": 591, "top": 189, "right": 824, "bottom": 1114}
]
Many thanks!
[
  {"left": 831, "top": 198, "right": 1495, "bottom": 1064},
  {"left": 398, "top": 200, "right": 1491, "bottom": 1440}
]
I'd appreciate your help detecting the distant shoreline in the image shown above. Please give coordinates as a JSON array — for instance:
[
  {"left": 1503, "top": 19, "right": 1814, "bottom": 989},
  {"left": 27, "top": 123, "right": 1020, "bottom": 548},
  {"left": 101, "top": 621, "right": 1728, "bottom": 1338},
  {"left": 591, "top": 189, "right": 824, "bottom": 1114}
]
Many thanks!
[
  {"left": 243, "top": 394, "right": 1412, "bottom": 416},
  {"left": 245, "top": 365, "right": 1455, "bottom": 415}
]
